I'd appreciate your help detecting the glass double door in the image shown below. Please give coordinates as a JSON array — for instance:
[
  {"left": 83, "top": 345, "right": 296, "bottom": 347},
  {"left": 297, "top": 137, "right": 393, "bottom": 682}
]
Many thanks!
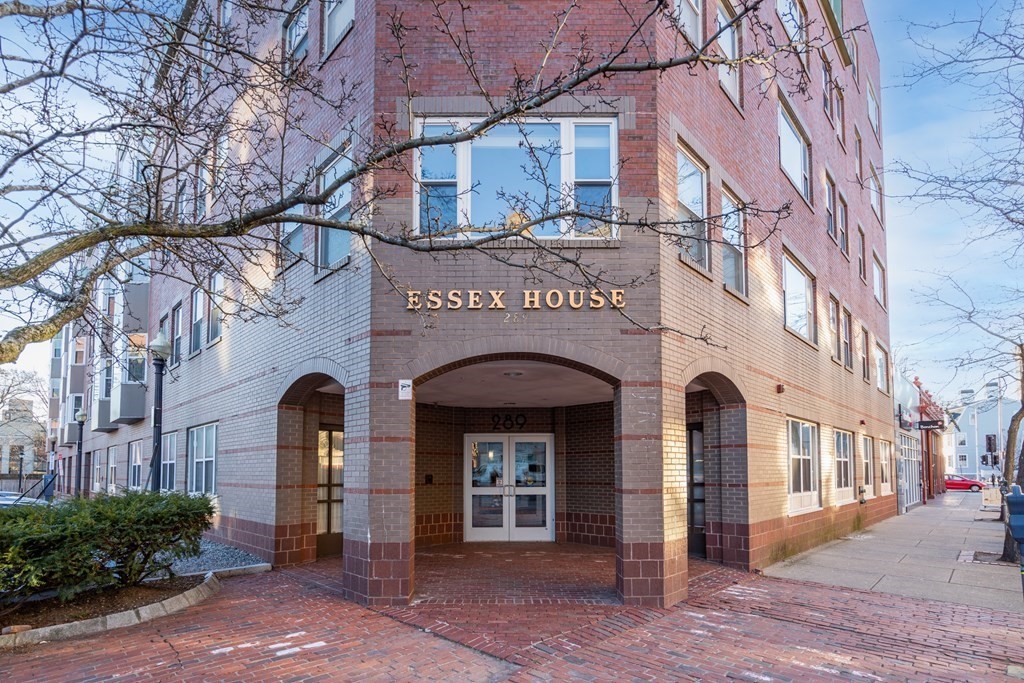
[{"left": 464, "top": 434, "right": 554, "bottom": 542}]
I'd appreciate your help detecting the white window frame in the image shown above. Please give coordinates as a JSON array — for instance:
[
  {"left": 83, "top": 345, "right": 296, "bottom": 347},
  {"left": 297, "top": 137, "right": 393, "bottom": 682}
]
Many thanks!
[
  {"left": 866, "top": 79, "right": 879, "bottom": 135},
  {"left": 128, "top": 440, "right": 143, "bottom": 491},
  {"left": 190, "top": 288, "right": 203, "bottom": 354},
  {"left": 822, "top": 57, "right": 833, "bottom": 119},
  {"left": 717, "top": 6, "right": 739, "bottom": 101},
  {"left": 841, "top": 308, "right": 852, "bottom": 369},
  {"left": 123, "top": 333, "right": 147, "bottom": 383},
  {"left": 219, "top": 0, "right": 232, "bottom": 26},
  {"left": 208, "top": 272, "right": 225, "bottom": 342},
  {"left": 280, "top": 219, "right": 304, "bottom": 266},
  {"left": 317, "top": 150, "right": 353, "bottom": 270},
  {"left": 837, "top": 195, "right": 849, "bottom": 253},
  {"left": 161, "top": 432, "right": 177, "bottom": 492},
  {"left": 73, "top": 337, "right": 87, "bottom": 365},
  {"left": 323, "top": 0, "right": 354, "bottom": 55},
  {"left": 828, "top": 297, "right": 840, "bottom": 361},
  {"left": 285, "top": 2, "right": 309, "bottom": 64},
  {"left": 188, "top": 423, "right": 217, "bottom": 494},
  {"left": 872, "top": 255, "right": 886, "bottom": 306},
  {"left": 835, "top": 429, "right": 854, "bottom": 503},
  {"left": 868, "top": 165, "right": 882, "bottom": 219},
  {"left": 862, "top": 436, "right": 874, "bottom": 497},
  {"left": 860, "top": 327, "right": 870, "bottom": 381},
  {"left": 783, "top": 252, "right": 815, "bottom": 343},
  {"left": 857, "top": 227, "right": 866, "bottom": 281},
  {"left": 777, "top": 0, "right": 805, "bottom": 47},
  {"left": 778, "top": 103, "right": 809, "bottom": 198},
  {"left": 93, "top": 452, "right": 103, "bottom": 493},
  {"left": 69, "top": 393, "right": 83, "bottom": 418},
  {"left": 721, "top": 190, "right": 746, "bottom": 294},
  {"left": 674, "top": 0, "right": 702, "bottom": 43},
  {"left": 171, "top": 303, "right": 183, "bottom": 365},
  {"left": 875, "top": 343, "right": 890, "bottom": 393},
  {"left": 414, "top": 118, "right": 619, "bottom": 240},
  {"left": 824, "top": 174, "right": 836, "bottom": 239},
  {"left": 107, "top": 445, "right": 118, "bottom": 495},
  {"left": 677, "top": 146, "right": 708, "bottom": 269},
  {"left": 879, "top": 440, "right": 892, "bottom": 494},
  {"left": 789, "top": 418, "right": 820, "bottom": 513}
]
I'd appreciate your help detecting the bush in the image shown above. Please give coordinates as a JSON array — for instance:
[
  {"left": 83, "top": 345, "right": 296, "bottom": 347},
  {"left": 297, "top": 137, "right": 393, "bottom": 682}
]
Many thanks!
[{"left": 0, "top": 491, "right": 214, "bottom": 604}]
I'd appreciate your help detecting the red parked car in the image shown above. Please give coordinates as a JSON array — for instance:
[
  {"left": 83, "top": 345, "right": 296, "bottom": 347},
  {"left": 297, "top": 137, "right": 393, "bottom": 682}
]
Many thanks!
[{"left": 944, "top": 474, "right": 986, "bottom": 492}]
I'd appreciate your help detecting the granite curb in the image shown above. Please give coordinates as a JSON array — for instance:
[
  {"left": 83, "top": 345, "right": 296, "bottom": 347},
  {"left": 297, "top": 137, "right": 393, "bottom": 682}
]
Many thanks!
[{"left": 0, "top": 563, "right": 270, "bottom": 650}]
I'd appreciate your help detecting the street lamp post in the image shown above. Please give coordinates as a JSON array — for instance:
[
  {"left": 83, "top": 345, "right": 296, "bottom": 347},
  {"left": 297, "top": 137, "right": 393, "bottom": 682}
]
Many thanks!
[
  {"left": 74, "top": 410, "right": 87, "bottom": 497},
  {"left": 148, "top": 332, "right": 172, "bottom": 491}
]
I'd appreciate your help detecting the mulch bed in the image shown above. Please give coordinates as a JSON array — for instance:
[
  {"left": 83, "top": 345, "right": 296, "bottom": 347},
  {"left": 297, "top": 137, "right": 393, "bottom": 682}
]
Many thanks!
[
  {"left": 972, "top": 550, "right": 1019, "bottom": 566},
  {"left": 1, "top": 575, "right": 204, "bottom": 631}
]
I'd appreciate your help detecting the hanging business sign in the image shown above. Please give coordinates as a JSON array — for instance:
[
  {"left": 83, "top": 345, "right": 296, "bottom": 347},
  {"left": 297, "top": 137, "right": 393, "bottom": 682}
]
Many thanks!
[
  {"left": 405, "top": 288, "right": 625, "bottom": 312},
  {"left": 916, "top": 420, "right": 944, "bottom": 430}
]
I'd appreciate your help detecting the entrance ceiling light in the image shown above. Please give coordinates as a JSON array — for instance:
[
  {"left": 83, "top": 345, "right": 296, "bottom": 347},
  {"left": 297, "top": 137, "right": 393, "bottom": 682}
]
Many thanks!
[{"left": 502, "top": 371, "right": 524, "bottom": 377}]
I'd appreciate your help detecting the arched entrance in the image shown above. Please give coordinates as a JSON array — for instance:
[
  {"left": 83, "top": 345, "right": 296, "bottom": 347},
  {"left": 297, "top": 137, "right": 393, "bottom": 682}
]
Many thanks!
[
  {"left": 413, "top": 355, "right": 618, "bottom": 550},
  {"left": 275, "top": 359, "right": 348, "bottom": 566},
  {"left": 683, "top": 368, "right": 748, "bottom": 567}
]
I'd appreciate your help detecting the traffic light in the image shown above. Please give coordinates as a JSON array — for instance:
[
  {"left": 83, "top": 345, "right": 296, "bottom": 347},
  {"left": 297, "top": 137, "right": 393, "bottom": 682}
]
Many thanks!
[
  {"left": 981, "top": 454, "right": 989, "bottom": 466},
  {"left": 986, "top": 434, "right": 998, "bottom": 453}
]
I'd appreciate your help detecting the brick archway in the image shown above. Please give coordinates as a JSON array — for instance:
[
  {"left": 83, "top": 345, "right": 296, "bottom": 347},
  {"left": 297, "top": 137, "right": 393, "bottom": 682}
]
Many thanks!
[
  {"left": 682, "top": 359, "right": 749, "bottom": 568},
  {"left": 405, "top": 336, "right": 625, "bottom": 386},
  {"left": 273, "top": 360, "right": 348, "bottom": 566}
]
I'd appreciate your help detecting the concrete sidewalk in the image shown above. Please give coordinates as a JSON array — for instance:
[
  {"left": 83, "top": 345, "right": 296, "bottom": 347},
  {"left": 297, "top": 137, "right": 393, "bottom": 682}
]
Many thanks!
[{"left": 765, "top": 491, "right": 1023, "bottom": 611}]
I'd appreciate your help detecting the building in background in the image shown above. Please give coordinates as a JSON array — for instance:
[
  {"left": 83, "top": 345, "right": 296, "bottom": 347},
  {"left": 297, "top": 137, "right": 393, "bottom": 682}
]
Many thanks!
[
  {"left": 0, "top": 398, "right": 46, "bottom": 491},
  {"left": 48, "top": 0, "right": 895, "bottom": 608},
  {"left": 945, "top": 382, "right": 1023, "bottom": 484}
]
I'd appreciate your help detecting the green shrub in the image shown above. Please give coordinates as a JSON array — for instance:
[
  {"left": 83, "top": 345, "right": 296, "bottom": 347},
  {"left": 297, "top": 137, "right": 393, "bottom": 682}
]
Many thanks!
[{"left": 0, "top": 491, "right": 214, "bottom": 604}]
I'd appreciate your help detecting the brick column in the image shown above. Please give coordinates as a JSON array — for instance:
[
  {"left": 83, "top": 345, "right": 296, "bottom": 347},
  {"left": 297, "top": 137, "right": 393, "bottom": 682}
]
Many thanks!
[
  {"left": 715, "top": 404, "right": 749, "bottom": 567},
  {"left": 342, "top": 383, "right": 414, "bottom": 606},
  {"left": 273, "top": 399, "right": 319, "bottom": 565},
  {"left": 615, "top": 383, "right": 688, "bottom": 607}
]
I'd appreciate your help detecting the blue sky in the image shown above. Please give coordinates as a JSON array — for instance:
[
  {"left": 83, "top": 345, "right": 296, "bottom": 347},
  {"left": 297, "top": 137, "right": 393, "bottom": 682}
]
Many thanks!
[{"left": 864, "top": 0, "right": 1019, "bottom": 400}]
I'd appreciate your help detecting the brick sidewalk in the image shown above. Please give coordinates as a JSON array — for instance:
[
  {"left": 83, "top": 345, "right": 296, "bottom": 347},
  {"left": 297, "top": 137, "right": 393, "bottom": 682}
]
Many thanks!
[{"left": 2, "top": 553, "right": 1022, "bottom": 681}]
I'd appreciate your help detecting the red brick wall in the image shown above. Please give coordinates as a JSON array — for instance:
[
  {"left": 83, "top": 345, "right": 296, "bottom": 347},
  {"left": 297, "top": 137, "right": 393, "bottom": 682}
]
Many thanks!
[{"left": 563, "top": 402, "right": 615, "bottom": 546}]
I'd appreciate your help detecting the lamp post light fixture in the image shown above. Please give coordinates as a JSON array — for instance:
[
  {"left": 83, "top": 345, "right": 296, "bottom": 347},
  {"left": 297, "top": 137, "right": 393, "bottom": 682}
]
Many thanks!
[
  {"left": 148, "top": 331, "right": 173, "bottom": 492},
  {"left": 75, "top": 409, "right": 87, "bottom": 497}
]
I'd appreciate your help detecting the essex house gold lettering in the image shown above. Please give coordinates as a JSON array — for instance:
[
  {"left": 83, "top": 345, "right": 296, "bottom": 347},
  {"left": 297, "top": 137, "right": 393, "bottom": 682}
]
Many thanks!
[{"left": 406, "top": 289, "right": 624, "bottom": 311}]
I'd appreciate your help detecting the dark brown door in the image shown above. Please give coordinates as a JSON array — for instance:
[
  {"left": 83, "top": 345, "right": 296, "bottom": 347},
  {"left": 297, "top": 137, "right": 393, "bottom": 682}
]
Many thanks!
[
  {"left": 316, "top": 429, "right": 344, "bottom": 557},
  {"left": 687, "top": 424, "right": 706, "bottom": 557}
]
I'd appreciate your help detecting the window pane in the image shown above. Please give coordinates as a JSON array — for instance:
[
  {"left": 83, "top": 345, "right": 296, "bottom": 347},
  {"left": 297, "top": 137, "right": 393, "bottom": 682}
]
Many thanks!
[
  {"left": 420, "top": 184, "right": 458, "bottom": 235},
  {"left": 421, "top": 125, "right": 457, "bottom": 180},
  {"left": 323, "top": 156, "right": 352, "bottom": 220},
  {"left": 471, "top": 123, "right": 561, "bottom": 236},
  {"left": 282, "top": 224, "right": 303, "bottom": 257},
  {"left": 779, "top": 108, "right": 805, "bottom": 194},
  {"left": 677, "top": 152, "right": 704, "bottom": 217},
  {"left": 784, "top": 257, "right": 810, "bottom": 336},
  {"left": 573, "top": 124, "right": 611, "bottom": 180},
  {"left": 574, "top": 183, "right": 612, "bottom": 235},
  {"left": 320, "top": 226, "right": 350, "bottom": 266},
  {"left": 317, "top": 502, "right": 328, "bottom": 534},
  {"left": 330, "top": 500, "right": 343, "bottom": 533},
  {"left": 722, "top": 194, "right": 744, "bottom": 291}
]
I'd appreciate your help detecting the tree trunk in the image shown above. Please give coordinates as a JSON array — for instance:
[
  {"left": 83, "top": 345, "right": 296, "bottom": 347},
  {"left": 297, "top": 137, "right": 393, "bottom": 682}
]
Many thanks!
[{"left": 1002, "top": 519, "right": 1021, "bottom": 563}]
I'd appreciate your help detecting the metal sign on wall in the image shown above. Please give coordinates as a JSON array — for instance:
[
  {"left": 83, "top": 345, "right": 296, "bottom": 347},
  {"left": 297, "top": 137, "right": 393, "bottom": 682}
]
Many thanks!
[{"left": 405, "top": 288, "right": 625, "bottom": 311}]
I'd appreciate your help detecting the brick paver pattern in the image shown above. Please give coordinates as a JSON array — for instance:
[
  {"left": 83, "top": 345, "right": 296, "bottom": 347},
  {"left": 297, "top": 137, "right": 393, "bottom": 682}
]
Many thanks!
[{"left": 2, "top": 543, "right": 1022, "bottom": 682}]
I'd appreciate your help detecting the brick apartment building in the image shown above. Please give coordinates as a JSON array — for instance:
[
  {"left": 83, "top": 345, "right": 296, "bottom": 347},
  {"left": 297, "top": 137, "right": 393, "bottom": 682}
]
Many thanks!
[{"left": 49, "top": 0, "right": 897, "bottom": 608}]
